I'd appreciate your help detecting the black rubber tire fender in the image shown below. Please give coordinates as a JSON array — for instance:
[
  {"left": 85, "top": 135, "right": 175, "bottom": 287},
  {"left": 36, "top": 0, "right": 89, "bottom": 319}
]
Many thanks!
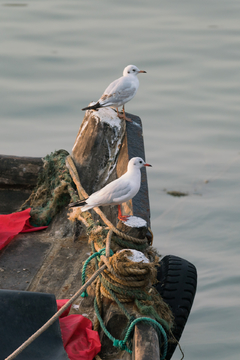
[{"left": 154, "top": 255, "right": 197, "bottom": 360}]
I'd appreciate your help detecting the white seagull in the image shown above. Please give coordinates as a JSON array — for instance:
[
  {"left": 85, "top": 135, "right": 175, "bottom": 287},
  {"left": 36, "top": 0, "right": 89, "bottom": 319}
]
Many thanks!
[
  {"left": 82, "top": 65, "right": 146, "bottom": 122},
  {"left": 69, "top": 157, "right": 152, "bottom": 221}
]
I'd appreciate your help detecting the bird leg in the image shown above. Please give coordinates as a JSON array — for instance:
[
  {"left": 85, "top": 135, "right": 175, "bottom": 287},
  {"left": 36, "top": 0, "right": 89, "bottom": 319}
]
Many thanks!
[
  {"left": 116, "top": 107, "right": 124, "bottom": 119},
  {"left": 118, "top": 204, "right": 130, "bottom": 222},
  {"left": 121, "top": 105, "right": 132, "bottom": 122},
  {"left": 116, "top": 106, "right": 132, "bottom": 122}
]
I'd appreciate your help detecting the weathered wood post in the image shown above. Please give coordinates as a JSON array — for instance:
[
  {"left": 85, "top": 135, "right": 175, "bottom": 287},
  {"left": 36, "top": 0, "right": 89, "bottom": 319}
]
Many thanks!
[
  {"left": 71, "top": 107, "right": 151, "bottom": 226},
  {"left": 72, "top": 108, "right": 159, "bottom": 359}
]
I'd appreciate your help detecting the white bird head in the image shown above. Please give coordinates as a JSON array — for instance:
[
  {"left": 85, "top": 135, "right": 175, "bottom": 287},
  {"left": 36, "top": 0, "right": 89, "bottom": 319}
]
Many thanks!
[
  {"left": 123, "top": 65, "right": 147, "bottom": 77},
  {"left": 127, "top": 157, "right": 152, "bottom": 171}
]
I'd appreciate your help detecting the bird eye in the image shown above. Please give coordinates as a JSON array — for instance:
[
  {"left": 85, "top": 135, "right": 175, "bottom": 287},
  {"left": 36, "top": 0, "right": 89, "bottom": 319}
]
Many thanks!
[
  {"left": 133, "top": 69, "right": 136, "bottom": 72},
  {"left": 139, "top": 160, "right": 142, "bottom": 164},
  {"left": 128, "top": 71, "right": 130, "bottom": 74}
]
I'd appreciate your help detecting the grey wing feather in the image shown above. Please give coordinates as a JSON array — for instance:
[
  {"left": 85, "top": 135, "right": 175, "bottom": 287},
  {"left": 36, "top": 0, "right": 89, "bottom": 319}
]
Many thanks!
[
  {"left": 100, "top": 77, "right": 136, "bottom": 106},
  {"left": 112, "top": 182, "right": 133, "bottom": 203},
  {"left": 89, "top": 179, "right": 132, "bottom": 205}
]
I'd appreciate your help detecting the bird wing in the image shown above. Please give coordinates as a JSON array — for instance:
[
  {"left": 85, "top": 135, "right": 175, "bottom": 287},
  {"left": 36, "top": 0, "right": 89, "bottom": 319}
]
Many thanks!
[
  {"left": 88, "top": 178, "right": 132, "bottom": 206},
  {"left": 99, "top": 77, "right": 137, "bottom": 106},
  {"left": 112, "top": 181, "right": 133, "bottom": 203}
]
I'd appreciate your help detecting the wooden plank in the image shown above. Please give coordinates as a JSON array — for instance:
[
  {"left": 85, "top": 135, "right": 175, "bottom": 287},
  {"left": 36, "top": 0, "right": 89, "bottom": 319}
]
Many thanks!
[
  {"left": 0, "top": 154, "right": 43, "bottom": 187},
  {"left": 116, "top": 112, "right": 151, "bottom": 226},
  {"left": 71, "top": 108, "right": 151, "bottom": 226},
  {"left": 132, "top": 322, "right": 160, "bottom": 360}
]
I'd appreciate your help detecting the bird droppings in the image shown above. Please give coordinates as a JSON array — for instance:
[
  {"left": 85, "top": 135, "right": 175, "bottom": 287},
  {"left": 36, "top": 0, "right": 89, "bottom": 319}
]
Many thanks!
[
  {"left": 122, "top": 249, "right": 149, "bottom": 263},
  {"left": 72, "top": 304, "right": 80, "bottom": 310},
  {"left": 124, "top": 216, "right": 147, "bottom": 228},
  {"left": 84, "top": 104, "right": 121, "bottom": 127},
  {"left": 95, "top": 107, "right": 122, "bottom": 130}
]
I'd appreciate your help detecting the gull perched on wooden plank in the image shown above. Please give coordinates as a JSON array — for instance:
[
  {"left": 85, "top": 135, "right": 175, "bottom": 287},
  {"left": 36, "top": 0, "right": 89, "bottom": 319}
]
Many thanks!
[
  {"left": 69, "top": 157, "right": 152, "bottom": 221},
  {"left": 82, "top": 65, "right": 146, "bottom": 122}
]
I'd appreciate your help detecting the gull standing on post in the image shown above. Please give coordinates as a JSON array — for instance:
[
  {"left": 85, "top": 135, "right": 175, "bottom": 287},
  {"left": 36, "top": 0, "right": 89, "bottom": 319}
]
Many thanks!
[
  {"left": 69, "top": 157, "right": 152, "bottom": 221},
  {"left": 82, "top": 65, "right": 146, "bottom": 122}
]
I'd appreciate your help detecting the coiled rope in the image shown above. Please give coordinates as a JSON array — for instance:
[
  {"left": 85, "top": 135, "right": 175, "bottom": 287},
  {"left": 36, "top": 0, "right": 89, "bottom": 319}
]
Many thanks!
[{"left": 80, "top": 240, "right": 169, "bottom": 360}]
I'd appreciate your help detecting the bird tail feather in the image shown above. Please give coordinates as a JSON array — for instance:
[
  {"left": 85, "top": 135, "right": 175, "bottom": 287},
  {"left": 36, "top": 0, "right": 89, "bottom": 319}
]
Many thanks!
[
  {"left": 82, "top": 102, "right": 101, "bottom": 111},
  {"left": 68, "top": 198, "right": 94, "bottom": 212},
  {"left": 68, "top": 198, "right": 88, "bottom": 208}
]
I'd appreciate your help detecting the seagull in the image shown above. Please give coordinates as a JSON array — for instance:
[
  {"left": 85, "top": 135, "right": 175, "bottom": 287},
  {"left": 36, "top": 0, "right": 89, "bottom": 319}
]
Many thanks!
[
  {"left": 82, "top": 65, "right": 146, "bottom": 122},
  {"left": 69, "top": 157, "right": 152, "bottom": 221}
]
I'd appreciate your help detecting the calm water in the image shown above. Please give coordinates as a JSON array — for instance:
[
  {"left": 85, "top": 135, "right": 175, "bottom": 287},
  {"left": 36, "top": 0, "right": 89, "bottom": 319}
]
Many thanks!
[{"left": 1, "top": 1, "right": 240, "bottom": 359}]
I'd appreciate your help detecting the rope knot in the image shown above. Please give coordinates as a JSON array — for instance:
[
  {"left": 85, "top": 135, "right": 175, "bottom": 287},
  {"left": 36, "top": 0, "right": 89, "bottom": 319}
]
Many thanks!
[{"left": 113, "top": 339, "right": 126, "bottom": 351}]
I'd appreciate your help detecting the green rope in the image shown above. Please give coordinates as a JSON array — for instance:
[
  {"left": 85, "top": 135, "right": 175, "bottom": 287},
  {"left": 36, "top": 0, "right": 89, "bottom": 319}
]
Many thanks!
[
  {"left": 94, "top": 297, "right": 132, "bottom": 353},
  {"left": 85, "top": 242, "right": 170, "bottom": 358},
  {"left": 91, "top": 252, "right": 169, "bottom": 359},
  {"left": 100, "top": 276, "right": 151, "bottom": 300},
  {"left": 126, "top": 317, "right": 168, "bottom": 360},
  {"left": 81, "top": 223, "right": 171, "bottom": 359},
  {"left": 91, "top": 241, "right": 99, "bottom": 271},
  {"left": 19, "top": 149, "right": 78, "bottom": 226},
  {"left": 135, "top": 299, "right": 171, "bottom": 331},
  {"left": 100, "top": 277, "right": 134, "bottom": 321},
  {"left": 94, "top": 298, "right": 168, "bottom": 359},
  {"left": 81, "top": 248, "right": 113, "bottom": 297},
  {"left": 112, "top": 235, "right": 148, "bottom": 251},
  {"left": 86, "top": 220, "right": 98, "bottom": 236}
]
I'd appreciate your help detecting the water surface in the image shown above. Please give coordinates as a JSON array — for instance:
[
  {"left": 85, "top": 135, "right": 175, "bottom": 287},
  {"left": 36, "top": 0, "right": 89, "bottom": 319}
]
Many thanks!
[{"left": 1, "top": 1, "right": 240, "bottom": 359}]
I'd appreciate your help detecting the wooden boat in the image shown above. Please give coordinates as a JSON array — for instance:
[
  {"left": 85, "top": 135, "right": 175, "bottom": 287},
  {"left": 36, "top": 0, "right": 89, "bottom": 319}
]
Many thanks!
[{"left": 0, "top": 109, "right": 197, "bottom": 360}]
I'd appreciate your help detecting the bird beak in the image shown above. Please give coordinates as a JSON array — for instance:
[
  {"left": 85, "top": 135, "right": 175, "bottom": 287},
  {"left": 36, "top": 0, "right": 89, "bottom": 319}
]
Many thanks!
[
  {"left": 138, "top": 70, "right": 147, "bottom": 73},
  {"left": 144, "top": 163, "right": 152, "bottom": 167}
]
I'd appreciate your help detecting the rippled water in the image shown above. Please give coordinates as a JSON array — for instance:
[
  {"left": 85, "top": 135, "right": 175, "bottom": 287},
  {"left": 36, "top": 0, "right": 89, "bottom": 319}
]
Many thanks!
[{"left": 1, "top": 1, "right": 240, "bottom": 359}]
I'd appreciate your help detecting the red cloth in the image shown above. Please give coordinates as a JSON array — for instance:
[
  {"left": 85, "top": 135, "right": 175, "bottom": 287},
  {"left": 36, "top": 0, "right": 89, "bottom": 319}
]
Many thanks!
[
  {"left": 57, "top": 299, "right": 72, "bottom": 318},
  {"left": 0, "top": 208, "right": 48, "bottom": 251},
  {"left": 56, "top": 300, "right": 101, "bottom": 360}
]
